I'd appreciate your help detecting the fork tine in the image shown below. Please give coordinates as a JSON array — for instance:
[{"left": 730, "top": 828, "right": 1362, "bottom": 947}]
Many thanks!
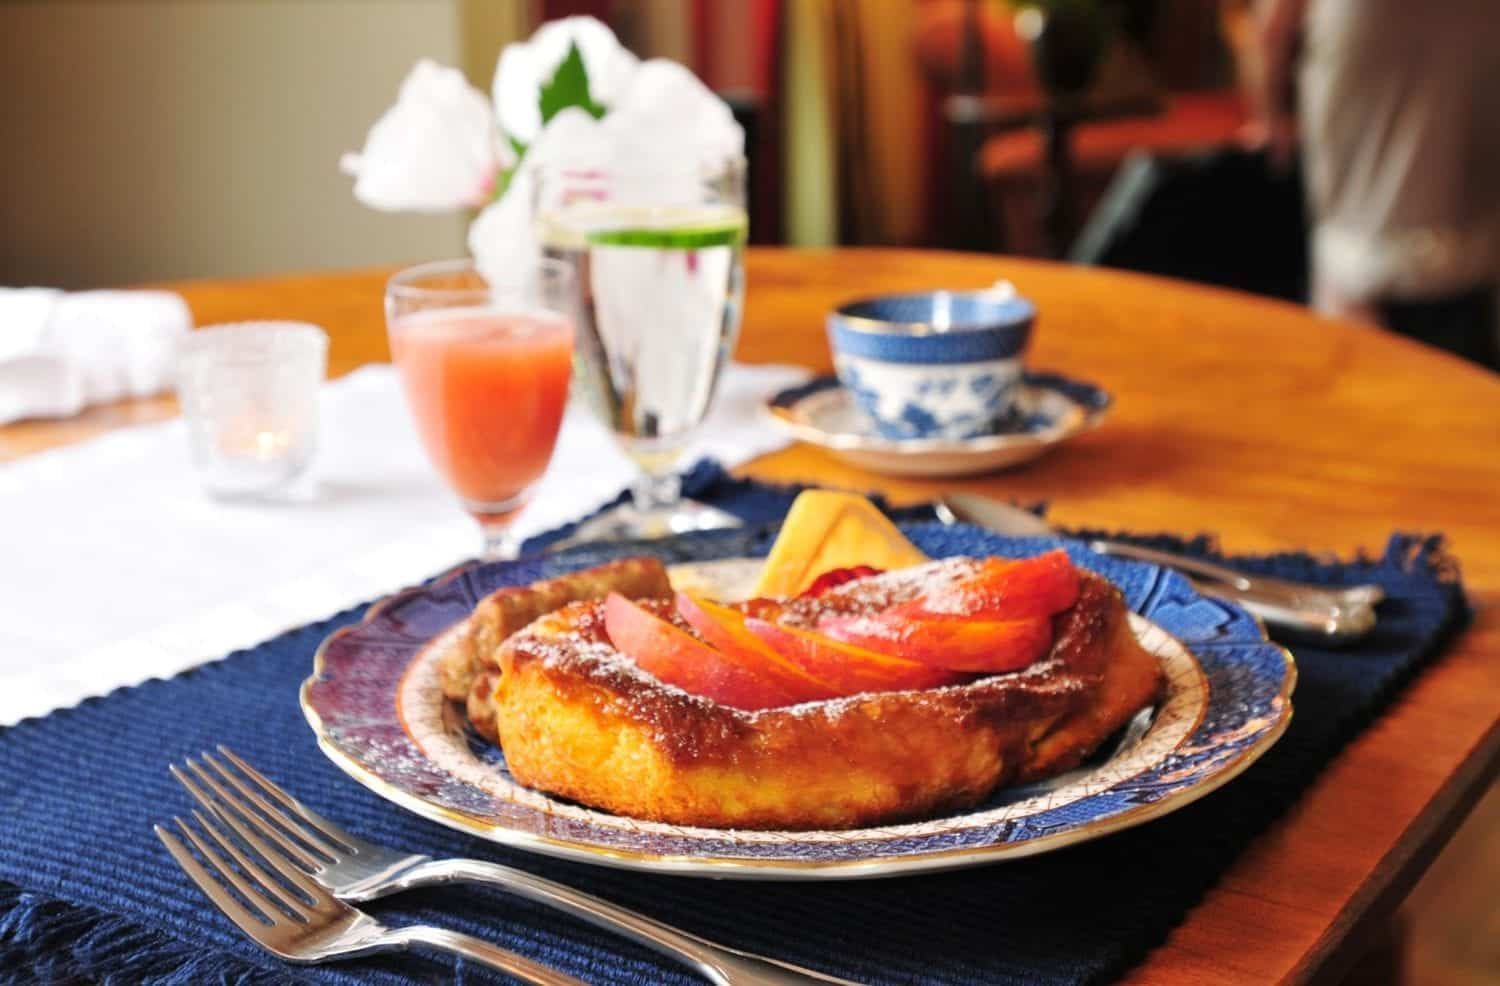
[
  {"left": 174, "top": 760, "right": 330, "bottom": 870},
  {"left": 216, "top": 746, "right": 355, "bottom": 850},
  {"left": 190, "top": 801, "right": 330, "bottom": 902},
  {"left": 191, "top": 754, "right": 341, "bottom": 857},
  {"left": 156, "top": 824, "right": 283, "bottom": 937},
  {"left": 188, "top": 810, "right": 317, "bottom": 921},
  {"left": 168, "top": 817, "right": 294, "bottom": 928},
  {"left": 183, "top": 755, "right": 339, "bottom": 857}
]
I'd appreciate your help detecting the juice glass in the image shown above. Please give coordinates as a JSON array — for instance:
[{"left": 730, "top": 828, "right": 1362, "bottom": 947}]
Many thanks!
[{"left": 385, "top": 259, "right": 575, "bottom": 559}]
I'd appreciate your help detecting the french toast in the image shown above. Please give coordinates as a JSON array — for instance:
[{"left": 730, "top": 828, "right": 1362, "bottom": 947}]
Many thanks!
[
  {"left": 442, "top": 492, "right": 1164, "bottom": 829},
  {"left": 494, "top": 564, "right": 1164, "bottom": 829}
]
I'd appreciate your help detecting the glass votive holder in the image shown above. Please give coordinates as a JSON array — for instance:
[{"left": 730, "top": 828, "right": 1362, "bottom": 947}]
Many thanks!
[{"left": 177, "top": 321, "right": 328, "bottom": 500}]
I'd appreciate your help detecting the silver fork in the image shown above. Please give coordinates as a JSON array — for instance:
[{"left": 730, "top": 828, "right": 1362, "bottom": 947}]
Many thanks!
[
  {"left": 155, "top": 812, "right": 583, "bottom": 984},
  {"left": 172, "top": 748, "right": 860, "bottom": 986}
]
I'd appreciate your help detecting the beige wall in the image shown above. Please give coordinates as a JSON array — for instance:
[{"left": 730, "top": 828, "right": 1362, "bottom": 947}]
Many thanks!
[{"left": 0, "top": 0, "right": 475, "bottom": 289}]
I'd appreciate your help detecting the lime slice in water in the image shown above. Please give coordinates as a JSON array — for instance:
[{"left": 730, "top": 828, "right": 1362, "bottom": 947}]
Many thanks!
[{"left": 587, "top": 214, "right": 747, "bottom": 249}]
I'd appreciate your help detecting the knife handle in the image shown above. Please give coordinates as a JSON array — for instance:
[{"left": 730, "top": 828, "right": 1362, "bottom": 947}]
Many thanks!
[
  {"left": 1192, "top": 580, "right": 1376, "bottom": 643},
  {"left": 1086, "top": 540, "right": 1382, "bottom": 613}
]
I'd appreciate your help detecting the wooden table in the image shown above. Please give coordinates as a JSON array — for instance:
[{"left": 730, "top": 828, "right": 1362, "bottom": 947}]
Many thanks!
[{"left": 6, "top": 248, "right": 1498, "bottom": 983}]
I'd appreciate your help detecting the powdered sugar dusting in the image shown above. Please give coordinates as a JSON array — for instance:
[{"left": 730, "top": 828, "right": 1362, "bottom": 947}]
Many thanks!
[
  {"left": 508, "top": 557, "right": 1090, "bottom": 730},
  {"left": 512, "top": 600, "right": 731, "bottom": 720},
  {"left": 751, "top": 653, "right": 1079, "bottom": 723},
  {"left": 777, "top": 558, "right": 981, "bottom": 627}
]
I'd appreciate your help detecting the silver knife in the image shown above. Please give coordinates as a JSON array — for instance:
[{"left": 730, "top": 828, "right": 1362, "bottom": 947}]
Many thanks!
[{"left": 937, "top": 492, "right": 1378, "bottom": 642}]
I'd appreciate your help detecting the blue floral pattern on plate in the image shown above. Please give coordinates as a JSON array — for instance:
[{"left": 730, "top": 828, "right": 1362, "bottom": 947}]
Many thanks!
[{"left": 302, "top": 524, "right": 1293, "bottom": 880}]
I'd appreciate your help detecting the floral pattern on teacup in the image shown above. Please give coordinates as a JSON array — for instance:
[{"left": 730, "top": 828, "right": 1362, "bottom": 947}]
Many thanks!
[{"left": 836, "top": 355, "right": 1024, "bottom": 440}]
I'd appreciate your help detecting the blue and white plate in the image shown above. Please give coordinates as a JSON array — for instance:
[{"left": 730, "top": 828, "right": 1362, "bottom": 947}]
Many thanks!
[
  {"left": 767, "top": 373, "right": 1112, "bottom": 477},
  {"left": 302, "top": 525, "right": 1294, "bottom": 881}
]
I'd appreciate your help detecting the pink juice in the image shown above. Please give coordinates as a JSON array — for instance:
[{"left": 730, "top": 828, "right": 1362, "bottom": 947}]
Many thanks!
[{"left": 389, "top": 308, "right": 574, "bottom": 508}]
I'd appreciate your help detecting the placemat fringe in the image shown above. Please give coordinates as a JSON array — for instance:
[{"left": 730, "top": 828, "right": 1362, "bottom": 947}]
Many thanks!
[
  {"left": 1387, "top": 533, "right": 1464, "bottom": 587},
  {"left": 0, "top": 882, "right": 276, "bottom": 985}
]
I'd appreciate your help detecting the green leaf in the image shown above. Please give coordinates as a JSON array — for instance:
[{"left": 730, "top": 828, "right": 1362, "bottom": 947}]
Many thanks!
[{"left": 538, "top": 41, "right": 606, "bottom": 125}]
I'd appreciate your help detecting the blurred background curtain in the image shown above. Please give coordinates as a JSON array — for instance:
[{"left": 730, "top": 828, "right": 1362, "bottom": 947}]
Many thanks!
[
  {"left": 460, "top": 0, "right": 540, "bottom": 87},
  {"left": 782, "top": 0, "right": 839, "bottom": 246},
  {"left": 782, "top": 0, "right": 933, "bottom": 247}
]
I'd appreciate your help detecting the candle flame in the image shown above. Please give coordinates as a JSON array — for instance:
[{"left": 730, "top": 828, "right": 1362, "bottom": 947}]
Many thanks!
[{"left": 254, "top": 430, "right": 288, "bottom": 457}]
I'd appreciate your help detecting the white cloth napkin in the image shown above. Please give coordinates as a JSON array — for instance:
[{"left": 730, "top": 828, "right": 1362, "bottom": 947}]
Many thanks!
[
  {"left": 0, "top": 288, "right": 191, "bottom": 424},
  {"left": 0, "top": 361, "right": 807, "bottom": 726}
]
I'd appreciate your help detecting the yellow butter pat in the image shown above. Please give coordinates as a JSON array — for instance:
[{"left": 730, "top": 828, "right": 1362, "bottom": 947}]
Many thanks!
[{"left": 752, "top": 491, "right": 929, "bottom": 598}]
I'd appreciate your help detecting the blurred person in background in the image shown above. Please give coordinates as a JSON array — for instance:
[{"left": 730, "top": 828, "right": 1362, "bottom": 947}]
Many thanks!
[{"left": 1252, "top": 0, "right": 1500, "bottom": 369}]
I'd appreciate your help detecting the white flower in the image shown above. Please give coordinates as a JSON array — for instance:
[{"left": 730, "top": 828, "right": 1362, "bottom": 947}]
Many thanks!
[
  {"left": 471, "top": 61, "right": 747, "bottom": 291},
  {"left": 469, "top": 108, "right": 612, "bottom": 292},
  {"left": 492, "top": 16, "right": 639, "bottom": 146},
  {"left": 468, "top": 167, "right": 539, "bottom": 293},
  {"left": 602, "top": 59, "right": 744, "bottom": 169},
  {"left": 340, "top": 59, "right": 501, "bottom": 213},
  {"left": 468, "top": 26, "right": 745, "bottom": 293},
  {"left": 523, "top": 106, "right": 614, "bottom": 172}
]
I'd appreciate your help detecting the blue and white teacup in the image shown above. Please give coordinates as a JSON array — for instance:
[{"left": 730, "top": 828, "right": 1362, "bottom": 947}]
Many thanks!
[{"left": 827, "top": 288, "right": 1036, "bottom": 440}]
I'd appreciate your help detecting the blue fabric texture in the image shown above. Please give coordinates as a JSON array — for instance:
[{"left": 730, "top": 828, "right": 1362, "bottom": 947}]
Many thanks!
[{"left": 0, "top": 461, "right": 1471, "bottom": 985}]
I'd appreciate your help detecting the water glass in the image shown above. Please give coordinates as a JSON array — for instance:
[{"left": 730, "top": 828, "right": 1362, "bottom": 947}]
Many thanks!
[
  {"left": 533, "top": 155, "right": 748, "bottom": 540},
  {"left": 177, "top": 321, "right": 328, "bottom": 499}
]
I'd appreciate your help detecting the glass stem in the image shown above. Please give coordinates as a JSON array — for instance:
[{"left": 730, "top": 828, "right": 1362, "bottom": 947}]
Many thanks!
[
  {"left": 630, "top": 469, "right": 681, "bottom": 514},
  {"left": 479, "top": 521, "right": 522, "bottom": 562},
  {"left": 469, "top": 491, "right": 530, "bottom": 561}
]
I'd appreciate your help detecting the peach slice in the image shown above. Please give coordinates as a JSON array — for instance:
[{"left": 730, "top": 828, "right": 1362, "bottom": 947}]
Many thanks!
[
  {"left": 893, "top": 549, "right": 1080, "bottom": 621},
  {"left": 817, "top": 612, "right": 1053, "bottom": 673},
  {"left": 602, "top": 593, "right": 795, "bottom": 710},
  {"left": 743, "top": 618, "right": 968, "bottom": 694},
  {"left": 675, "top": 593, "right": 843, "bottom": 704}
]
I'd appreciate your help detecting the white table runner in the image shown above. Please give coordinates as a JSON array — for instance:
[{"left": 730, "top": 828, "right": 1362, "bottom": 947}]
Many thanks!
[{"left": 0, "top": 362, "right": 808, "bottom": 726}]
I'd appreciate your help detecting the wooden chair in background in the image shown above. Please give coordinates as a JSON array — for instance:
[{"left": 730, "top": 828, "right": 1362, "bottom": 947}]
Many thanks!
[{"left": 916, "top": 0, "right": 1246, "bottom": 257}]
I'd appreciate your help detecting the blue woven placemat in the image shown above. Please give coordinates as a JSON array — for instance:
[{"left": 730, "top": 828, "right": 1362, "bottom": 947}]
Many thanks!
[{"left": 0, "top": 462, "right": 1471, "bottom": 985}]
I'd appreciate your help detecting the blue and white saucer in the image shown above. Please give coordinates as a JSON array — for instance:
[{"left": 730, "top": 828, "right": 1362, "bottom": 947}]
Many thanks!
[{"left": 767, "top": 372, "right": 1112, "bottom": 477}]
